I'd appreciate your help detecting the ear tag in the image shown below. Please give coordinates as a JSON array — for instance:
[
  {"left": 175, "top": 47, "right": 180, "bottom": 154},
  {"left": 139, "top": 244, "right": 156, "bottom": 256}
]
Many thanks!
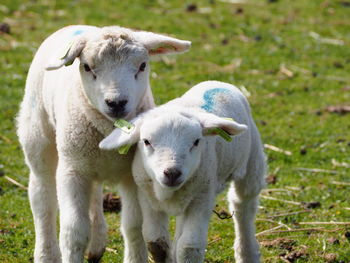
[
  {"left": 118, "top": 144, "right": 132, "bottom": 155},
  {"left": 114, "top": 119, "right": 135, "bottom": 154},
  {"left": 114, "top": 119, "right": 134, "bottom": 134},
  {"left": 207, "top": 117, "right": 235, "bottom": 142},
  {"left": 64, "top": 60, "right": 74, "bottom": 67},
  {"left": 59, "top": 40, "right": 73, "bottom": 60},
  {"left": 207, "top": 128, "right": 232, "bottom": 142}
]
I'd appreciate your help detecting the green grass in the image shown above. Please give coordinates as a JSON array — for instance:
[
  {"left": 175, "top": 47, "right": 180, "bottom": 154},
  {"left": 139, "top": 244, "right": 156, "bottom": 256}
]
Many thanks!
[{"left": 0, "top": 0, "right": 349, "bottom": 262}]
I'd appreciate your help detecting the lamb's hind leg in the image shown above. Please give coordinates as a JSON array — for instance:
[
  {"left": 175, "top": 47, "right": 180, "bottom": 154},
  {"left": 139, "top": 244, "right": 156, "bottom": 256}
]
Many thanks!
[
  {"left": 227, "top": 179, "right": 262, "bottom": 263},
  {"left": 21, "top": 131, "right": 60, "bottom": 263},
  {"left": 86, "top": 182, "right": 108, "bottom": 263}
]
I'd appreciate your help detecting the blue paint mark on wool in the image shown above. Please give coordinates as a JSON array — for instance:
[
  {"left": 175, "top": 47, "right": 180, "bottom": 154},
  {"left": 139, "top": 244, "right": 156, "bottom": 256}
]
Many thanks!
[
  {"left": 73, "top": 29, "right": 84, "bottom": 36},
  {"left": 201, "top": 88, "right": 231, "bottom": 113}
]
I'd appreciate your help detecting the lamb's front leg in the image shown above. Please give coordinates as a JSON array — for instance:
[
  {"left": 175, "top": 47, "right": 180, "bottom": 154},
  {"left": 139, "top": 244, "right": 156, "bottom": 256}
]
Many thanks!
[
  {"left": 228, "top": 183, "right": 260, "bottom": 263},
  {"left": 172, "top": 215, "right": 184, "bottom": 261},
  {"left": 86, "top": 182, "right": 107, "bottom": 263},
  {"left": 175, "top": 197, "right": 213, "bottom": 263},
  {"left": 118, "top": 175, "right": 148, "bottom": 263},
  {"left": 139, "top": 196, "right": 171, "bottom": 263},
  {"left": 56, "top": 163, "right": 92, "bottom": 263}
]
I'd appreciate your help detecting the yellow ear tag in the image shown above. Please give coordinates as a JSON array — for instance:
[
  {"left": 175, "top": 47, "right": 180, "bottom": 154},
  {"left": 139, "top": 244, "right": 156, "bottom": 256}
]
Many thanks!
[
  {"left": 114, "top": 119, "right": 135, "bottom": 154},
  {"left": 207, "top": 117, "right": 235, "bottom": 142}
]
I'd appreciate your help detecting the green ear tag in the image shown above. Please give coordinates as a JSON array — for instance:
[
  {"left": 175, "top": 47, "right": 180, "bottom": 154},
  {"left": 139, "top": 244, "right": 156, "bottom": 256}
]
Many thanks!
[
  {"left": 207, "top": 117, "right": 235, "bottom": 142},
  {"left": 113, "top": 119, "right": 135, "bottom": 154},
  {"left": 64, "top": 60, "right": 74, "bottom": 67},
  {"left": 208, "top": 128, "right": 232, "bottom": 142},
  {"left": 118, "top": 144, "right": 132, "bottom": 155},
  {"left": 114, "top": 119, "right": 134, "bottom": 134},
  {"left": 59, "top": 40, "right": 73, "bottom": 60}
]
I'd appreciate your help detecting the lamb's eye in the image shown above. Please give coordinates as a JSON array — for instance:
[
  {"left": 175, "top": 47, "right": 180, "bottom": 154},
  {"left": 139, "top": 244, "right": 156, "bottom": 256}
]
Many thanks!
[
  {"left": 144, "top": 139, "right": 151, "bottom": 146},
  {"left": 83, "top": 64, "right": 91, "bottom": 72},
  {"left": 139, "top": 62, "right": 146, "bottom": 72},
  {"left": 193, "top": 139, "right": 200, "bottom": 146}
]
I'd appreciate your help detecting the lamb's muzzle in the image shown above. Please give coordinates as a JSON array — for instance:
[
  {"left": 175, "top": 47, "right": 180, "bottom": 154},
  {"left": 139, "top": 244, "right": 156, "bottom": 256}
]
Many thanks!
[{"left": 162, "top": 167, "right": 183, "bottom": 187}]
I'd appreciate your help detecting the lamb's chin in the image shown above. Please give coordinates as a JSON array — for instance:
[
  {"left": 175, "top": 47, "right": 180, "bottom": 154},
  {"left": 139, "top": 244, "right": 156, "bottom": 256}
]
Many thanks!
[{"left": 153, "top": 182, "right": 177, "bottom": 202}]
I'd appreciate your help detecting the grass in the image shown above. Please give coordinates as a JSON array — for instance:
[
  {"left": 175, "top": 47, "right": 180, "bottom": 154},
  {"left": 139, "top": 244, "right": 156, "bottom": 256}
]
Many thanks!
[{"left": 0, "top": 0, "right": 349, "bottom": 262}]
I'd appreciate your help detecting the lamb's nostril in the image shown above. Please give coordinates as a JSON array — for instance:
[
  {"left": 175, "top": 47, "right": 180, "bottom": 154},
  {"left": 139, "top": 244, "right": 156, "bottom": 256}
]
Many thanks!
[
  {"left": 105, "top": 99, "right": 128, "bottom": 118},
  {"left": 164, "top": 169, "right": 181, "bottom": 178},
  {"left": 118, "top": 100, "right": 128, "bottom": 108},
  {"left": 105, "top": 99, "right": 117, "bottom": 108}
]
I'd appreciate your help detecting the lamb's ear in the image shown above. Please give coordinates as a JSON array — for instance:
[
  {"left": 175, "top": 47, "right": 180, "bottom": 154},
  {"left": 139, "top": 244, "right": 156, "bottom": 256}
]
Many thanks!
[
  {"left": 185, "top": 111, "right": 247, "bottom": 138},
  {"left": 99, "top": 117, "right": 143, "bottom": 151},
  {"left": 45, "top": 37, "right": 86, "bottom": 70},
  {"left": 132, "top": 31, "right": 191, "bottom": 55}
]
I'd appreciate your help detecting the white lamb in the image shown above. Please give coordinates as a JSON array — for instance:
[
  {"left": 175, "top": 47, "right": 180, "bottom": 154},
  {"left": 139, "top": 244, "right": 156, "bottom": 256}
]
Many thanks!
[
  {"left": 100, "top": 81, "right": 266, "bottom": 263},
  {"left": 17, "top": 25, "right": 190, "bottom": 263}
]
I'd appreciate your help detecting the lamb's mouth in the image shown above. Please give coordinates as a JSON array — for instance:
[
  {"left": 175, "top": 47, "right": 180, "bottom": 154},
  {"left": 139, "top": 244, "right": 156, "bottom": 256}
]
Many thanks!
[
  {"left": 107, "top": 111, "right": 128, "bottom": 119},
  {"left": 104, "top": 110, "right": 129, "bottom": 121},
  {"left": 161, "top": 177, "right": 184, "bottom": 188}
]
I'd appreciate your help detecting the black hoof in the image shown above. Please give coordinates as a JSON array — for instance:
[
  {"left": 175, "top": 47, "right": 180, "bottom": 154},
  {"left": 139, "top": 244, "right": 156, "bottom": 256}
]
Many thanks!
[{"left": 148, "top": 239, "right": 169, "bottom": 263}]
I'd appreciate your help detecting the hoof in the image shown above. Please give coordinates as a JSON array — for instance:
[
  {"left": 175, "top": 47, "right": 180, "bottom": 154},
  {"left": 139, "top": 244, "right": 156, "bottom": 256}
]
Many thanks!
[{"left": 148, "top": 238, "right": 170, "bottom": 263}]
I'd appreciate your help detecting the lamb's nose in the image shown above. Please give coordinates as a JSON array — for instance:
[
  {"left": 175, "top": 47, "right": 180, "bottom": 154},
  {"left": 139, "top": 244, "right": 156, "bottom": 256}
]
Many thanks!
[
  {"left": 105, "top": 99, "right": 128, "bottom": 117},
  {"left": 163, "top": 168, "right": 182, "bottom": 187}
]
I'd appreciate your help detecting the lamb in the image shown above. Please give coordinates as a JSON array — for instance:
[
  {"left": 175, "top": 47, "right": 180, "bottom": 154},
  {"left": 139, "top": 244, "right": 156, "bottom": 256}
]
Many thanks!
[
  {"left": 100, "top": 80, "right": 267, "bottom": 263},
  {"left": 16, "top": 24, "right": 190, "bottom": 263}
]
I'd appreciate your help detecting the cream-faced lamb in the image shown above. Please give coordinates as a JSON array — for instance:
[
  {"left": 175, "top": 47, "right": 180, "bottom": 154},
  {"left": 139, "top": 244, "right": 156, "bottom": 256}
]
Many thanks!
[
  {"left": 100, "top": 81, "right": 266, "bottom": 263},
  {"left": 17, "top": 25, "right": 190, "bottom": 263}
]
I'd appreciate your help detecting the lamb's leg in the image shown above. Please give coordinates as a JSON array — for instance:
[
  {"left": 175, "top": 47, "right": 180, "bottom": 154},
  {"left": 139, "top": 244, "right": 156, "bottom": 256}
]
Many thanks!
[
  {"left": 56, "top": 163, "right": 92, "bottom": 263},
  {"left": 175, "top": 198, "right": 213, "bottom": 263},
  {"left": 86, "top": 182, "right": 107, "bottom": 263},
  {"left": 228, "top": 181, "right": 261, "bottom": 263},
  {"left": 139, "top": 196, "right": 171, "bottom": 263},
  {"left": 118, "top": 175, "right": 148, "bottom": 263},
  {"left": 25, "top": 140, "right": 60, "bottom": 263},
  {"left": 172, "top": 215, "right": 184, "bottom": 261}
]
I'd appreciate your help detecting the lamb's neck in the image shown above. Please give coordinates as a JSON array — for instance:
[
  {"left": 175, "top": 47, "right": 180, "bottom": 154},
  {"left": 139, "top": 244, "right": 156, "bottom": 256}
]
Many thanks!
[
  {"left": 151, "top": 176, "right": 200, "bottom": 215},
  {"left": 153, "top": 182, "right": 177, "bottom": 202}
]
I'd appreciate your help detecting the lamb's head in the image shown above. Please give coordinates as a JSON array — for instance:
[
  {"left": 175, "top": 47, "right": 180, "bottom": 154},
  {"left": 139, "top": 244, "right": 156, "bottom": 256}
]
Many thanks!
[
  {"left": 100, "top": 109, "right": 247, "bottom": 189},
  {"left": 46, "top": 26, "right": 191, "bottom": 120}
]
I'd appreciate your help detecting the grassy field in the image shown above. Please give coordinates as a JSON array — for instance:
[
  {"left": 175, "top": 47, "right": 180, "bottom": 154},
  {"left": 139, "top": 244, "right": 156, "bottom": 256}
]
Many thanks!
[{"left": 0, "top": 0, "right": 349, "bottom": 262}]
